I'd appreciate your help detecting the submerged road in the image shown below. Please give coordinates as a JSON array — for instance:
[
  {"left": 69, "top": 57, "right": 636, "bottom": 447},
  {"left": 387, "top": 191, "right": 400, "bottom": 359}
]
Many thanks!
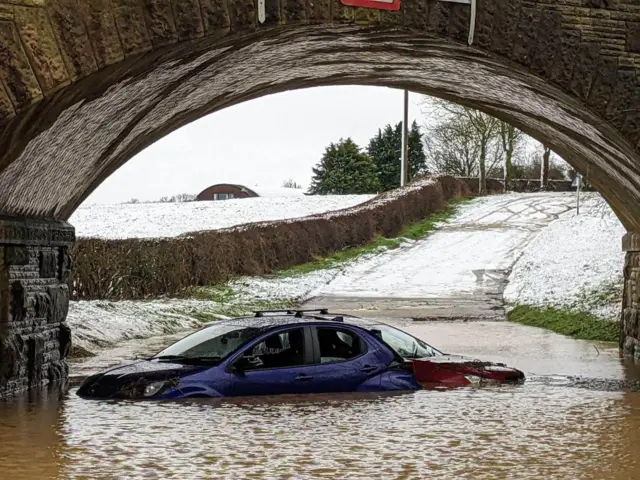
[
  {"left": 6, "top": 319, "right": 640, "bottom": 479},
  {"left": 305, "top": 193, "right": 578, "bottom": 319}
]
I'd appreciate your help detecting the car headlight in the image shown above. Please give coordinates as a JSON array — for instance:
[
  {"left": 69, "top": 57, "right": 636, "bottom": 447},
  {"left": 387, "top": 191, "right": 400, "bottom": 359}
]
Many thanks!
[
  {"left": 464, "top": 375, "right": 482, "bottom": 385},
  {"left": 143, "top": 381, "right": 166, "bottom": 397}
]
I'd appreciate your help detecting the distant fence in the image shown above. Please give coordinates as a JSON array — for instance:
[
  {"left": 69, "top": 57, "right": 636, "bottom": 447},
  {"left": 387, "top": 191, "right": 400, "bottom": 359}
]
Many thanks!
[
  {"left": 458, "top": 177, "right": 595, "bottom": 194},
  {"left": 70, "top": 176, "right": 472, "bottom": 301}
]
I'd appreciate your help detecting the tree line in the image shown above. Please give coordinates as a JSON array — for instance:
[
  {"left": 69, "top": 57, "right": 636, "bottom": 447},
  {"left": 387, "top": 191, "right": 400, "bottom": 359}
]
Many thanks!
[{"left": 309, "top": 97, "right": 576, "bottom": 195}]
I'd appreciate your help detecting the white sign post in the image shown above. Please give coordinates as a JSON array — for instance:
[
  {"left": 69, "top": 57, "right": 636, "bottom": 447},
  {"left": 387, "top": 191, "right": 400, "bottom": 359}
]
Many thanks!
[
  {"left": 572, "top": 173, "right": 582, "bottom": 215},
  {"left": 437, "top": 0, "right": 477, "bottom": 45}
]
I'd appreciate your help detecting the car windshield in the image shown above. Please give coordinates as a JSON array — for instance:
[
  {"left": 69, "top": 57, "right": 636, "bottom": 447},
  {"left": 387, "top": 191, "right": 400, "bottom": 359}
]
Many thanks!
[
  {"left": 373, "top": 324, "right": 441, "bottom": 358},
  {"left": 153, "top": 324, "right": 265, "bottom": 360}
]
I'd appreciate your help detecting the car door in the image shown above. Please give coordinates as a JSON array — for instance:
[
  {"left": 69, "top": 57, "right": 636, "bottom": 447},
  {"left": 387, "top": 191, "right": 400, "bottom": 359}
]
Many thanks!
[
  {"left": 305, "top": 326, "right": 387, "bottom": 393},
  {"left": 219, "top": 326, "right": 316, "bottom": 397}
]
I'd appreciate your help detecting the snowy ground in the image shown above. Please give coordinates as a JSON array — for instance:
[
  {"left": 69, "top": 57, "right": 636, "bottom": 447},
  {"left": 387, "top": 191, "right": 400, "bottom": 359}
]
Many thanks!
[
  {"left": 313, "top": 193, "right": 576, "bottom": 299},
  {"left": 503, "top": 194, "right": 625, "bottom": 320},
  {"left": 68, "top": 191, "right": 626, "bottom": 352},
  {"left": 71, "top": 195, "right": 373, "bottom": 239}
]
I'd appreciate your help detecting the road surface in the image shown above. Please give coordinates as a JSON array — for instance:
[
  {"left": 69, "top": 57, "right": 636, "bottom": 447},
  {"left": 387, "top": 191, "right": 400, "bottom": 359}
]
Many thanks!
[{"left": 304, "top": 192, "right": 578, "bottom": 319}]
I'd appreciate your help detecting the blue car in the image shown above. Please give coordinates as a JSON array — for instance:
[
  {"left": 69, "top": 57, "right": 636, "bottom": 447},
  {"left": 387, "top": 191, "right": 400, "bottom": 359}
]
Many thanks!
[{"left": 76, "top": 309, "right": 439, "bottom": 400}]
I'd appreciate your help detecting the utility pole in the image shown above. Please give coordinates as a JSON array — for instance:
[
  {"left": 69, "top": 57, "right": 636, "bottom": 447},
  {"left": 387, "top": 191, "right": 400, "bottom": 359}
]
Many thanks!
[{"left": 400, "top": 89, "right": 409, "bottom": 187}]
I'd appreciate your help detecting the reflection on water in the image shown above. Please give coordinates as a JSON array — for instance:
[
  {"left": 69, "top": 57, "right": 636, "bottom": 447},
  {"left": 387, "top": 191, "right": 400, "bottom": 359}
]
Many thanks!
[{"left": 2, "top": 321, "right": 640, "bottom": 479}]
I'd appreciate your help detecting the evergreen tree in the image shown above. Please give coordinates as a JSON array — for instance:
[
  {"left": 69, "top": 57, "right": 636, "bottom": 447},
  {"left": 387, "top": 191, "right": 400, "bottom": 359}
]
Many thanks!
[
  {"left": 367, "top": 121, "right": 427, "bottom": 191},
  {"left": 308, "top": 138, "right": 381, "bottom": 195}
]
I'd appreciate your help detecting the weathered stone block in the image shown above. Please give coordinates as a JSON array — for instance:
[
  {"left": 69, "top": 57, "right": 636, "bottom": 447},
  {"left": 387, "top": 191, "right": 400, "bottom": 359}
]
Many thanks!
[
  {"left": 426, "top": 0, "right": 449, "bottom": 35},
  {"left": 58, "top": 246, "right": 72, "bottom": 283},
  {"left": 27, "top": 334, "right": 44, "bottom": 386},
  {"left": 9, "top": 281, "right": 24, "bottom": 323},
  {"left": 228, "top": 0, "right": 256, "bottom": 30},
  {"left": 141, "top": 0, "right": 178, "bottom": 47},
  {"left": 627, "top": 22, "right": 640, "bottom": 53},
  {"left": 5, "top": 246, "right": 28, "bottom": 266},
  {"left": 0, "top": 334, "right": 21, "bottom": 383},
  {"left": 282, "top": 0, "right": 308, "bottom": 23},
  {"left": 13, "top": 5, "right": 70, "bottom": 94},
  {"left": 39, "top": 250, "right": 57, "bottom": 278},
  {"left": 530, "top": 10, "right": 562, "bottom": 79},
  {"left": 550, "top": 29, "right": 581, "bottom": 90},
  {"left": 587, "top": 56, "right": 618, "bottom": 116},
  {"left": 570, "top": 41, "right": 601, "bottom": 100},
  {"left": 0, "top": 78, "right": 15, "bottom": 121},
  {"left": 308, "top": 0, "right": 330, "bottom": 22},
  {"left": 261, "top": 0, "right": 282, "bottom": 25},
  {"left": 46, "top": 0, "right": 98, "bottom": 80},
  {"left": 511, "top": 8, "right": 541, "bottom": 67},
  {"left": 200, "top": 0, "right": 231, "bottom": 31},
  {"left": 47, "top": 285, "right": 69, "bottom": 325},
  {"left": 171, "top": 0, "right": 205, "bottom": 40},
  {"left": 331, "top": 0, "right": 353, "bottom": 23},
  {"left": 489, "top": 0, "right": 521, "bottom": 57},
  {"left": 111, "top": 0, "right": 153, "bottom": 56},
  {"left": 605, "top": 70, "right": 639, "bottom": 130},
  {"left": 59, "top": 323, "right": 71, "bottom": 360},
  {"left": 76, "top": 0, "right": 124, "bottom": 68},
  {"left": 446, "top": 3, "right": 469, "bottom": 43},
  {"left": 34, "top": 291, "right": 50, "bottom": 319},
  {"left": 0, "top": 19, "right": 42, "bottom": 108}
]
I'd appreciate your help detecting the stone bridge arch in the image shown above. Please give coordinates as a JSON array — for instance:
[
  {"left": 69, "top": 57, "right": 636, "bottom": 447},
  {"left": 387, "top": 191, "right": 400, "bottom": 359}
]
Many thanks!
[{"left": 1, "top": 0, "right": 640, "bottom": 394}]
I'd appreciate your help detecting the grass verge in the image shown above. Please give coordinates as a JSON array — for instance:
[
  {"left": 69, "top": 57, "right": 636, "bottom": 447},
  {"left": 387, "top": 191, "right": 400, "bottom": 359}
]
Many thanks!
[
  {"left": 507, "top": 305, "right": 618, "bottom": 343},
  {"left": 278, "top": 196, "right": 472, "bottom": 277}
]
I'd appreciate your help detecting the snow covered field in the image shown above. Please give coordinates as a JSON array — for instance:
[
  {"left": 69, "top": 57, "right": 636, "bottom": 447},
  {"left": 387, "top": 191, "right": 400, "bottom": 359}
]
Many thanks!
[
  {"left": 71, "top": 194, "right": 374, "bottom": 239},
  {"left": 68, "top": 191, "right": 626, "bottom": 352}
]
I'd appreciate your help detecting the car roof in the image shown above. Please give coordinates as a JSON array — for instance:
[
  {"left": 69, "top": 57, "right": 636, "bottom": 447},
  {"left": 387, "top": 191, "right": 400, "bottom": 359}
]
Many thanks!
[{"left": 204, "top": 311, "right": 381, "bottom": 330}]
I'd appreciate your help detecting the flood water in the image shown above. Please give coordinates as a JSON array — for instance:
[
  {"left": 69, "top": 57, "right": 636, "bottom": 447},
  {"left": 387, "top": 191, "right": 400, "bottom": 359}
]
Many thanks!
[{"left": 3, "top": 320, "right": 640, "bottom": 479}]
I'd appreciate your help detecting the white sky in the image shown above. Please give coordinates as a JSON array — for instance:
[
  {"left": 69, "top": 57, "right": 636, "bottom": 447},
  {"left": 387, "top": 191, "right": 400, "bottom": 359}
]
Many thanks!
[{"left": 85, "top": 86, "right": 423, "bottom": 204}]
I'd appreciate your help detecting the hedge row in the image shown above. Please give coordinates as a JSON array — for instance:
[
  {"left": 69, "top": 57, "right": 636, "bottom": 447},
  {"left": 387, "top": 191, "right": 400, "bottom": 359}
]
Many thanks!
[{"left": 69, "top": 176, "right": 472, "bottom": 301}]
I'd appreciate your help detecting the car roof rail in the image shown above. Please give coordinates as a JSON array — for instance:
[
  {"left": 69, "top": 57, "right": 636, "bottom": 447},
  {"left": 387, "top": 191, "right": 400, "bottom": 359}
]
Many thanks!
[
  {"left": 253, "top": 308, "right": 330, "bottom": 317},
  {"left": 253, "top": 309, "right": 296, "bottom": 317}
]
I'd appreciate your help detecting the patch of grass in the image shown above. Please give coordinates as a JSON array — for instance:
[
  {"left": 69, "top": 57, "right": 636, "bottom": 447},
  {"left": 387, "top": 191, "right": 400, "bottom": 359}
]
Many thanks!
[
  {"left": 279, "top": 197, "right": 472, "bottom": 277},
  {"left": 508, "top": 305, "right": 619, "bottom": 343},
  {"left": 187, "top": 298, "right": 298, "bottom": 323},
  {"left": 187, "top": 284, "right": 237, "bottom": 302},
  {"left": 568, "top": 280, "right": 623, "bottom": 318}
]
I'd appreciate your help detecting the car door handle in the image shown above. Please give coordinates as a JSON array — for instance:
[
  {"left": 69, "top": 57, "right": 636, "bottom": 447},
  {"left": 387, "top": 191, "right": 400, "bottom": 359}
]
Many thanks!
[
  {"left": 361, "top": 365, "right": 377, "bottom": 374},
  {"left": 295, "top": 374, "right": 314, "bottom": 382}
]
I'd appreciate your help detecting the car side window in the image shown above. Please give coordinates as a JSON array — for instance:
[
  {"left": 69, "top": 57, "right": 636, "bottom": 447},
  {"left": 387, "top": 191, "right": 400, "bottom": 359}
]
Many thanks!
[
  {"left": 316, "top": 328, "right": 365, "bottom": 364},
  {"left": 240, "top": 328, "right": 305, "bottom": 370}
]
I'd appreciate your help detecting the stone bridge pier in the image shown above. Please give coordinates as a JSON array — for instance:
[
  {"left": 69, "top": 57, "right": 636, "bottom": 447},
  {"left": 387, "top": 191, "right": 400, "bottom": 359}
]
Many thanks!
[
  {"left": 623, "top": 233, "right": 640, "bottom": 361},
  {"left": 0, "top": 217, "right": 74, "bottom": 397}
]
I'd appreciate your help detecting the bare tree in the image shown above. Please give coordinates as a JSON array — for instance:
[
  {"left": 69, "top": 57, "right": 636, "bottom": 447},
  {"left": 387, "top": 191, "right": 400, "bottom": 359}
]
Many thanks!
[
  {"left": 500, "top": 123, "right": 524, "bottom": 192},
  {"left": 282, "top": 178, "right": 303, "bottom": 189},
  {"left": 421, "top": 98, "right": 502, "bottom": 192}
]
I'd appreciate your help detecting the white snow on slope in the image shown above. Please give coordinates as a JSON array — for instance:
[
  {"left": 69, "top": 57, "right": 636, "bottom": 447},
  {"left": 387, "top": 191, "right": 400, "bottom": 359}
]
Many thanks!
[
  {"left": 314, "top": 193, "right": 577, "bottom": 298},
  {"left": 71, "top": 195, "right": 373, "bottom": 239},
  {"left": 503, "top": 193, "right": 625, "bottom": 319},
  {"left": 68, "top": 299, "right": 225, "bottom": 351}
]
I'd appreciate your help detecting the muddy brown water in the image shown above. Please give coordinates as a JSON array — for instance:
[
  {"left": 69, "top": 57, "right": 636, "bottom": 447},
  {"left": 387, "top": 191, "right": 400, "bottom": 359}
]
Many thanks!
[{"left": 2, "top": 320, "right": 640, "bottom": 479}]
